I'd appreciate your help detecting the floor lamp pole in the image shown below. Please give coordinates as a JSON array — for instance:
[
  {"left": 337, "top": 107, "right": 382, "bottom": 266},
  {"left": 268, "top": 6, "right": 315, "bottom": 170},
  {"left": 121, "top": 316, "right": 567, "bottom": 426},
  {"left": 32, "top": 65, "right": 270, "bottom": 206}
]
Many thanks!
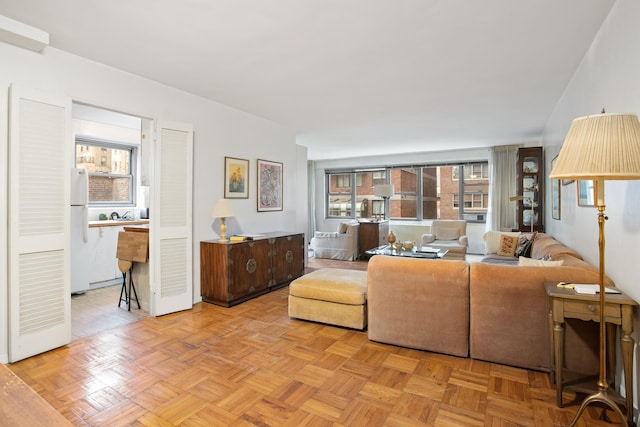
[{"left": 567, "top": 179, "right": 630, "bottom": 426}]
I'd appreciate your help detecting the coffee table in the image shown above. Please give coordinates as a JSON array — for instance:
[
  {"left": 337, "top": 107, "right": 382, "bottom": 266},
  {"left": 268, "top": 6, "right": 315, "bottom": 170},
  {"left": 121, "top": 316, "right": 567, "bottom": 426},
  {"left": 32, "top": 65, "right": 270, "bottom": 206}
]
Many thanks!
[{"left": 364, "top": 245, "right": 448, "bottom": 259}]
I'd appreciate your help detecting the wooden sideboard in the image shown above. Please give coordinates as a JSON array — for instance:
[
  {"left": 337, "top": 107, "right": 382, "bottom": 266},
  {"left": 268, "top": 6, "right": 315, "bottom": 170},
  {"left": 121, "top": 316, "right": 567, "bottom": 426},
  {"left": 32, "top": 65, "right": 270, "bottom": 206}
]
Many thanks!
[
  {"left": 200, "top": 231, "right": 305, "bottom": 307},
  {"left": 358, "top": 220, "right": 389, "bottom": 257}
]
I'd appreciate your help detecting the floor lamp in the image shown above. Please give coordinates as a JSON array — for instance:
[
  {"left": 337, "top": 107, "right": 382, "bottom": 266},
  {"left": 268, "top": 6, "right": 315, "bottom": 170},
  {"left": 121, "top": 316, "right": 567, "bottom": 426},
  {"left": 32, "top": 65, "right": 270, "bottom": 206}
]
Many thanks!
[
  {"left": 374, "top": 184, "right": 394, "bottom": 220},
  {"left": 550, "top": 112, "right": 640, "bottom": 426}
]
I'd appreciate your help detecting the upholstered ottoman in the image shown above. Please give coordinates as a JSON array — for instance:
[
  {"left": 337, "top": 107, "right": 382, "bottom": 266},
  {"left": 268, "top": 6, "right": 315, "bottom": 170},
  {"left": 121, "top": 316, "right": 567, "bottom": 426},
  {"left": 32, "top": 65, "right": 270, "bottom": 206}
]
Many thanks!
[{"left": 288, "top": 268, "right": 368, "bottom": 330}]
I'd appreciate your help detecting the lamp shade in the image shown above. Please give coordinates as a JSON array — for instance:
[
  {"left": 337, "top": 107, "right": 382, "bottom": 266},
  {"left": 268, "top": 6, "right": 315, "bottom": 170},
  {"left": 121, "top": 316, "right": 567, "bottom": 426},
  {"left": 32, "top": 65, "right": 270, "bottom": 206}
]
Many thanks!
[
  {"left": 549, "top": 113, "right": 640, "bottom": 180},
  {"left": 211, "top": 198, "right": 235, "bottom": 218},
  {"left": 374, "top": 184, "right": 395, "bottom": 198}
]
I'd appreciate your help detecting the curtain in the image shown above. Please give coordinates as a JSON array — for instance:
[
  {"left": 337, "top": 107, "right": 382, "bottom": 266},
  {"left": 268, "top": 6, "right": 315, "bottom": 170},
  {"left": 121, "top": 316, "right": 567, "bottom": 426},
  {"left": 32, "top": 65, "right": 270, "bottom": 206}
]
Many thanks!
[
  {"left": 486, "top": 145, "right": 519, "bottom": 232},
  {"left": 307, "top": 160, "right": 316, "bottom": 243}
]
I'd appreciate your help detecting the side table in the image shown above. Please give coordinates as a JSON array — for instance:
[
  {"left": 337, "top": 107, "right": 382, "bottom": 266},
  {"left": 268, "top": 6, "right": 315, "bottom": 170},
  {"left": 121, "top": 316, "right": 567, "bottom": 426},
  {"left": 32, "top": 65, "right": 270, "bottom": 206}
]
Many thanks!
[
  {"left": 545, "top": 282, "right": 637, "bottom": 422},
  {"left": 358, "top": 220, "right": 389, "bottom": 258}
]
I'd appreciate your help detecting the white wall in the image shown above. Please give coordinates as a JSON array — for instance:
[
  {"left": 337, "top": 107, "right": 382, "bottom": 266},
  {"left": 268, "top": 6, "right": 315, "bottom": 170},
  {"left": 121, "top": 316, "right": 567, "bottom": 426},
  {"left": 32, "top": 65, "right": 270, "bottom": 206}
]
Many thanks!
[
  {"left": 542, "top": 0, "right": 640, "bottom": 300},
  {"left": 541, "top": 0, "right": 640, "bottom": 408},
  {"left": 0, "top": 42, "right": 303, "bottom": 359}
]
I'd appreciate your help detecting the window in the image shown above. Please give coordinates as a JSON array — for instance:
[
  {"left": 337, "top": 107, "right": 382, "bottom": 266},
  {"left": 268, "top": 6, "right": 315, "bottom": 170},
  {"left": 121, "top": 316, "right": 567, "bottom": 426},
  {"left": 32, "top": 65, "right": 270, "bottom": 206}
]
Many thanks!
[
  {"left": 372, "top": 171, "right": 386, "bottom": 186},
  {"left": 335, "top": 174, "right": 351, "bottom": 188},
  {"left": 453, "top": 193, "right": 487, "bottom": 209},
  {"left": 325, "top": 162, "right": 488, "bottom": 222},
  {"left": 76, "top": 138, "right": 136, "bottom": 205},
  {"left": 327, "top": 170, "right": 387, "bottom": 219},
  {"left": 452, "top": 163, "right": 489, "bottom": 180}
]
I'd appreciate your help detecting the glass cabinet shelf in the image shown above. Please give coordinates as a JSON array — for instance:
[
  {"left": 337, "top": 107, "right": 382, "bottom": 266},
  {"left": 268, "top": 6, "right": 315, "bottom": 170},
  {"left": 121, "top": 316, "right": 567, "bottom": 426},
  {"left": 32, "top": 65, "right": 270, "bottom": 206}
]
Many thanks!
[{"left": 515, "top": 147, "right": 544, "bottom": 232}]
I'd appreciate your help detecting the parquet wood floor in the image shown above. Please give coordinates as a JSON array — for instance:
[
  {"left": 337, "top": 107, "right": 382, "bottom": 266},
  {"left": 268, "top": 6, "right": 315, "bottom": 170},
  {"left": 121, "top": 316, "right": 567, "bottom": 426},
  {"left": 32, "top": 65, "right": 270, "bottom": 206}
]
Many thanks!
[{"left": 8, "top": 257, "right": 623, "bottom": 426}]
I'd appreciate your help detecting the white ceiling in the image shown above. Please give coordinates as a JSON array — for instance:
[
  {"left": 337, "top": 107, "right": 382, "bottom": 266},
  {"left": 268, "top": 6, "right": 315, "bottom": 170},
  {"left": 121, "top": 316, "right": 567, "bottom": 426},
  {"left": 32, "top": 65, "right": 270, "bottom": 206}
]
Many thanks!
[{"left": 1, "top": 0, "right": 615, "bottom": 160}]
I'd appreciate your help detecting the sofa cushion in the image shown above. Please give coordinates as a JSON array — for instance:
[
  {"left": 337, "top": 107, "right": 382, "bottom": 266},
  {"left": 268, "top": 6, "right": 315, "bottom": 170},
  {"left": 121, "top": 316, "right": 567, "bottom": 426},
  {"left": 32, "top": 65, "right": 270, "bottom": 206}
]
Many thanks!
[
  {"left": 437, "top": 225, "right": 460, "bottom": 240},
  {"left": 483, "top": 231, "right": 520, "bottom": 255},
  {"left": 368, "top": 256, "right": 470, "bottom": 357},
  {"left": 530, "top": 234, "right": 582, "bottom": 260},
  {"left": 518, "top": 256, "right": 564, "bottom": 267},
  {"left": 289, "top": 268, "right": 367, "bottom": 305},
  {"left": 515, "top": 232, "right": 537, "bottom": 257},
  {"left": 480, "top": 253, "right": 519, "bottom": 265},
  {"left": 497, "top": 235, "right": 518, "bottom": 257}
]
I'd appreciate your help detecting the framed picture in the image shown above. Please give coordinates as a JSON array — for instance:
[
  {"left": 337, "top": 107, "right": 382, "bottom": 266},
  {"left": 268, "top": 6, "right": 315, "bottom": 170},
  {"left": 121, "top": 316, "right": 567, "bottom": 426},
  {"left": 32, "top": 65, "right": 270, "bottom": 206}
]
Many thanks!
[
  {"left": 224, "top": 157, "right": 249, "bottom": 199},
  {"left": 551, "top": 156, "right": 561, "bottom": 220},
  {"left": 257, "top": 159, "right": 283, "bottom": 212},
  {"left": 577, "top": 180, "right": 596, "bottom": 207}
]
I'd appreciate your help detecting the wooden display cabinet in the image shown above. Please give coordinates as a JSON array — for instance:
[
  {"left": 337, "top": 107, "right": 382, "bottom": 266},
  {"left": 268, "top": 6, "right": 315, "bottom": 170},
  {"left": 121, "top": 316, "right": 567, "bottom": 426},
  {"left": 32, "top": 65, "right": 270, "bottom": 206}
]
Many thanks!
[
  {"left": 200, "top": 231, "right": 304, "bottom": 307},
  {"left": 515, "top": 147, "right": 544, "bottom": 232}
]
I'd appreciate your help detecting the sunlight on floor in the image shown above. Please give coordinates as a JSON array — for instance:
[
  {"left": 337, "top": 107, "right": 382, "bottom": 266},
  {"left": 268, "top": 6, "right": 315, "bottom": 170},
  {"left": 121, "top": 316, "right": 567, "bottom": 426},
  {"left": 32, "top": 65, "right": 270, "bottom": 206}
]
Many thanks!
[{"left": 71, "top": 285, "right": 149, "bottom": 340}]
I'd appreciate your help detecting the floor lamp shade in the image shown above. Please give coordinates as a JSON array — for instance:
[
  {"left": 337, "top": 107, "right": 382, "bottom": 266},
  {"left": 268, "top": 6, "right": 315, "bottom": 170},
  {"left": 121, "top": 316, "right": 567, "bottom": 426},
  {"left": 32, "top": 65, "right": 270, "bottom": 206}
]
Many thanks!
[
  {"left": 374, "top": 184, "right": 394, "bottom": 220},
  {"left": 549, "top": 113, "right": 640, "bottom": 181},
  {"left": 549, "top": 112, "right": 640, "bottom": 426},
  {"left": 374, "top": 184, "right": 395, "bottom": 198}
]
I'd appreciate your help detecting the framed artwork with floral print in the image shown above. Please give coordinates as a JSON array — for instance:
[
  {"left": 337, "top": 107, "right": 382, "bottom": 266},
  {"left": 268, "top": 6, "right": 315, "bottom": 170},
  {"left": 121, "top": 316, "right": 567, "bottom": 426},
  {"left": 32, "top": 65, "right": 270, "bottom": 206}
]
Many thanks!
[
  {"left": 224, "top": 157, "right": 249, "bottom": 199},
  {"left": 257, "top": 159, "right": 283, "bottom": 212}
]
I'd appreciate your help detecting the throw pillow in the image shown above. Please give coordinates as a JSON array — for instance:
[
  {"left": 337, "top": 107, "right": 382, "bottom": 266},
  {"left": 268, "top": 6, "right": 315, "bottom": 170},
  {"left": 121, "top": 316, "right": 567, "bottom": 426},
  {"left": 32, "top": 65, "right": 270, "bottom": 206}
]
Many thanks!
[
  {"left": 496, "top": 235, "right": 518, "bottom": 257},
  {"left": 338, "top": 223, "right": 348, "bottom": 234},
  {"left": 515, "top": 232, "right": 537, "bottom": 258},
  {"left": 483, "top": 231, "right": 520, "bottom": 255},
  {"left": 518, "top": 256, "right": 564, "bottom": 267}
]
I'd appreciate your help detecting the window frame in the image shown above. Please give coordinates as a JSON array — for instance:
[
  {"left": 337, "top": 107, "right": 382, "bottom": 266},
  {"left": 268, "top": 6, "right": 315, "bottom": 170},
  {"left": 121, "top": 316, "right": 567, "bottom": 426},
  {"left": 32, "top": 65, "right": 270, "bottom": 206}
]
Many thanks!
[
  {"left": 75, "top": 136, "right": 137, "bottom": 207},
  {"left": 325, "top": 162, "right": 488, "bottom": 223}
]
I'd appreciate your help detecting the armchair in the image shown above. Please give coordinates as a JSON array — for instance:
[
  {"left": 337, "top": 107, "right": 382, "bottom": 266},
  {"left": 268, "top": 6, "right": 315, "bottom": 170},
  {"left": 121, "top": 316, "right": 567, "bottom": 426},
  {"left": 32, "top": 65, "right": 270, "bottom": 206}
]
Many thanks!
[
  {"left": 420, "top": 220, "right": 468, "bottom": 260},
  {"left": 310, "top": 220, "right": 359, "bottom": 261}
]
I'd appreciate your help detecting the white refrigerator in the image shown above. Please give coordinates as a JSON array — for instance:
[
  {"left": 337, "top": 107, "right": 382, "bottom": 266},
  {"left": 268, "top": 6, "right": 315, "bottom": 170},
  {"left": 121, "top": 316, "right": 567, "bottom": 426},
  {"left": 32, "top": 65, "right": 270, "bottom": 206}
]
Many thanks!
[{"left": 70, "top": 168, "right": 90, "bottom": 294}]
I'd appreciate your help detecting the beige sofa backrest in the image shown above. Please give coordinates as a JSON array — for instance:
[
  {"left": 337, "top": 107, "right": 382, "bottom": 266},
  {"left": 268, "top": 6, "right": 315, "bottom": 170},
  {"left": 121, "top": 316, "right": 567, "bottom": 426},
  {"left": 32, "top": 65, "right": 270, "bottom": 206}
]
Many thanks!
[
  {"left": 431, "top": 220, "right": 467, "bottom": 240},
  {"left": 482, "top": 230, "right": 520, "bottom": 255}
]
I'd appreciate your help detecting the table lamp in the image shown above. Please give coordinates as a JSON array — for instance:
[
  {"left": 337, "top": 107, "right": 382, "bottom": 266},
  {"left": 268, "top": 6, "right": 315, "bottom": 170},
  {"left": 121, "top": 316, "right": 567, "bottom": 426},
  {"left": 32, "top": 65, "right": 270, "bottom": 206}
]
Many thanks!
[
  {"left": 211, "top": 198, "right": 235, "bottom": 242},
  {"left": 374, "top": 184, "right": 394, "bottom": 220},
  {"left": 550, "top": 111, "right": 640, "bottom": 426}
]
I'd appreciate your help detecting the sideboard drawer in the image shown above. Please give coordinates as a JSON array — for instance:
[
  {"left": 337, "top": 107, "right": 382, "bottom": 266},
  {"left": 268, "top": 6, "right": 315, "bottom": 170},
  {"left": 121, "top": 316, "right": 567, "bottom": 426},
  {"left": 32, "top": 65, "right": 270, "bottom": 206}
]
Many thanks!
[{"left": 563, "top": 300, "right": 622, "bottom": 324}]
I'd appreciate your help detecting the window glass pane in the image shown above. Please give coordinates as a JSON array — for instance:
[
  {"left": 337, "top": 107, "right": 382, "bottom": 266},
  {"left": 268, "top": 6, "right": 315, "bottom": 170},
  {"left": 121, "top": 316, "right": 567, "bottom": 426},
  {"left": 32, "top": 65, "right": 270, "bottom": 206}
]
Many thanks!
[
  {"left": 390, "top": 194, "right": 417, "bottom": 219},
  {"left": 390, "top": 167, "right": 417, "bottom": 219},
  {"left": 76, "top": 142, "right": 134, "bottom": 204},
  {"left": 333, "top": 174, "right": 351, "bottom": 189},
  {"left": 89, "top": 176, "right": 133, "bottom": 202},
  {"left": 328, "top": 196, "right": 352, "bottom": 217},
  {"left": 327, "top": 172, "right": 353, "bottom": 218},
  {"left": 439, "top": 165, "right": 459, "bottom": 219},
  {"left": 372, "top": 171, "right": 386, "bottom": 186},
  {"left": 422, "top": 167, "right": 438, "bottom": 219},
  {"left": 355, "top": 170, "right": 386, "bottom": 219}
]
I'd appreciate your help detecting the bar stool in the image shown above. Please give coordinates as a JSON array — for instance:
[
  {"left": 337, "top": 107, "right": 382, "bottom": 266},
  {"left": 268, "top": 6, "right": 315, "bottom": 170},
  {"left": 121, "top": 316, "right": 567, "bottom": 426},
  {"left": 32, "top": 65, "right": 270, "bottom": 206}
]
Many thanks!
[
  {"left": 116, "top": 230, "right": 148, "bottom": 311},
  {"left": 118, "top": 259, "right": 140, "bottom": 311}
]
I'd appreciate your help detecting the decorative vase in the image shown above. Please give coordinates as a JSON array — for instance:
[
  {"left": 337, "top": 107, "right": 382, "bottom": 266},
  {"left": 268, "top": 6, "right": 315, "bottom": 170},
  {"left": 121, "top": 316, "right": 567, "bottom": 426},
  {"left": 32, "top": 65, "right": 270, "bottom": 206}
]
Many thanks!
[{"left": 387, "top": 230, "right": 396, "bottom": 247}]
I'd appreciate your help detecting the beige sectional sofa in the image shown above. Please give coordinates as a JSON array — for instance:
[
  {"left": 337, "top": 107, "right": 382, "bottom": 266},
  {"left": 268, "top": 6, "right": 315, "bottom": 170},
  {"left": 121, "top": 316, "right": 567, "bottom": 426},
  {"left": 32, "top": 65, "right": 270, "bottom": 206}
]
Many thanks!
[{"left": 368, "top": 232, "right": 604, "bottom": 373}]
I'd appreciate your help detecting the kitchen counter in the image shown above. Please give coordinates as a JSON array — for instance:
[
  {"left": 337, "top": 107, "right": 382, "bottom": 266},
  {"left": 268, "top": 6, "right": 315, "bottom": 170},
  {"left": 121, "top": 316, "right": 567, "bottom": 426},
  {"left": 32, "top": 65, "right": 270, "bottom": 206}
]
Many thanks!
[{"left": 89, "top": 220, "right": 150, "bottom": 227}]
